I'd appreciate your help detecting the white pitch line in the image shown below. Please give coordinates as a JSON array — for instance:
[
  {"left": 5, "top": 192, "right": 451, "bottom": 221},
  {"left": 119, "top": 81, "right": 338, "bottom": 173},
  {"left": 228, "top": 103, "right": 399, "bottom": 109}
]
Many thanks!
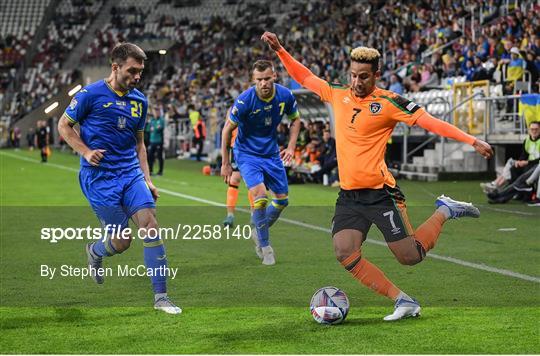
[{"left": 2, "top": 151, "right": 539, "bottom": 284}]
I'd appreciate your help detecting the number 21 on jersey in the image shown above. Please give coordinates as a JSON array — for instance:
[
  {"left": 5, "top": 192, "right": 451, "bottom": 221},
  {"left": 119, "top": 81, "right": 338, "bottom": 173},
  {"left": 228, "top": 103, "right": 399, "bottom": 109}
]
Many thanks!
[{"left": 131, "top": 101, "right": 143, "bottom": 117}]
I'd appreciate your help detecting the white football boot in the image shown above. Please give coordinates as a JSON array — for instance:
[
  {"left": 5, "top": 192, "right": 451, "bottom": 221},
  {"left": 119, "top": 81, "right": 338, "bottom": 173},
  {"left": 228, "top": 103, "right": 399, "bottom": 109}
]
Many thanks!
[
  {"left": 154, "top": 296, "right": 182, "bottom": 314},
  {"left": 383, "top": 297, "right": 421, "bottom": 321},
  {"left": 261, "top": 245, "right": 276, "bottom": 266},
  {"left": 435, "top": 195, "right": 480, "bottom": 219},
  {"left": 85, "top": 243, "right": 104, "bottom": 284}
]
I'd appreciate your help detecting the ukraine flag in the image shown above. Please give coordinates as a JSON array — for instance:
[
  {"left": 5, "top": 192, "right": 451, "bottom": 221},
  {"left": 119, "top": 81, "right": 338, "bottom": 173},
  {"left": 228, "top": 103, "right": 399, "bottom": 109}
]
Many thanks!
[{"left": 520, "top": 94, "right": 540, "bottom": 127}]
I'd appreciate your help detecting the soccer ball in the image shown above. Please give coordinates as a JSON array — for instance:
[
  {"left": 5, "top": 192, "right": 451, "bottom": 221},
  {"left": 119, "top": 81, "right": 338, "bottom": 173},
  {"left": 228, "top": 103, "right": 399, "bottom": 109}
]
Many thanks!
[{"left": 310, "top": 286, "right": 350, "bottom": 325}]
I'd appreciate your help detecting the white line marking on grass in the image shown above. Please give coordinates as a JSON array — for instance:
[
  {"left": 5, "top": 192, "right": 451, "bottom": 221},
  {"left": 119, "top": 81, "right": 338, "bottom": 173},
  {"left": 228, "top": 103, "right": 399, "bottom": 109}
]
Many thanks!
[
  {"left": 3, "top": 151, "right": 539, "bottom": 283},
  {"left": 0, "top": 151, "right": 79, "bottom": 173},
  {"left": 478, "top": 205, "right": 536, "bottom": 217}
]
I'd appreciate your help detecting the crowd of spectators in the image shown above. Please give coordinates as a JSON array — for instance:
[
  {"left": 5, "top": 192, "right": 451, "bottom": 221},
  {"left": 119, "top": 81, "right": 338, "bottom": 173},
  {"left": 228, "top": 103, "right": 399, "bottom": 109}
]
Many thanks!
[
  {"left": 274, "top": 120, "right": 338, "bottom": 185},
  {"left": 2, "top": 0, "right": 103, "bottom": 122}
]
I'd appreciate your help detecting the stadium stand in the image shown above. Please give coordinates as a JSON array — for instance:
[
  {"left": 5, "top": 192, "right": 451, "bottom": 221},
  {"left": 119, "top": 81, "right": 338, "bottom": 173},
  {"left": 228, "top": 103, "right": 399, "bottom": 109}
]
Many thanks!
[{"left": 2, "top": 0, "right": 539, "bottom": 183}]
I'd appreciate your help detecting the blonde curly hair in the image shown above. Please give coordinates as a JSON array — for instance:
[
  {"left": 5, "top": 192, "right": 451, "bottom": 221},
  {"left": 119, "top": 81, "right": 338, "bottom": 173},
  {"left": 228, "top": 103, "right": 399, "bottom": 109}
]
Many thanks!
[{"left": 350, "top": 47, "right": 380, "bottom": 72}]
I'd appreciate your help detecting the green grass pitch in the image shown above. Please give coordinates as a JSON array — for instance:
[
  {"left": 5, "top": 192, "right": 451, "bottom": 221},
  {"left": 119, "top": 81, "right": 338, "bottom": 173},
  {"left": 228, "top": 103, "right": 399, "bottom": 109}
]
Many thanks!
[{"left": 0, "top": 149, "right": 539, "bottom": 354}]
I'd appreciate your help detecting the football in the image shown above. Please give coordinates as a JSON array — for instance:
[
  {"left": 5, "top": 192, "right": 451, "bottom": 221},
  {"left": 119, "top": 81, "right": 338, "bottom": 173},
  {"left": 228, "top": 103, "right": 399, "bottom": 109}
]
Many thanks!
[{"left": 310, "top": 286, "right": 350, "bottom": 325}]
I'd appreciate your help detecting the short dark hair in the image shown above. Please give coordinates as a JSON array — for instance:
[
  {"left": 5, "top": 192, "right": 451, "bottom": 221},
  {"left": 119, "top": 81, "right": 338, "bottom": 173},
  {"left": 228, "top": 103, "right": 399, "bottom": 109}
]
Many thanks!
[
  {"left": 110, "top": 43, "right": 147, "bottom": 65},
  {"left": 252, "top": 60, "right": 274, "bottom": 73},
  {"left": 529, "top": 121, "right": 540, "bottom": 127}
]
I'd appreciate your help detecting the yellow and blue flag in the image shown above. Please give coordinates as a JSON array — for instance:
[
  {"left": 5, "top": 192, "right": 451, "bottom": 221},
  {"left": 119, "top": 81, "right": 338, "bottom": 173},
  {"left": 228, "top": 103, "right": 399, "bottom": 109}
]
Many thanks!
[{"left": 519, "top": 94, "right": 540, "bottom": 127}]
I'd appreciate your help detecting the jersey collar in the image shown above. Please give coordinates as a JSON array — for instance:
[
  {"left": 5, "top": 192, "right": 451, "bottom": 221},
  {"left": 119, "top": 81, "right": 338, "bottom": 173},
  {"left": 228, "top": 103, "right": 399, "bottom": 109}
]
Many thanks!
[
  {"left": 351, "top": 86, "right": 381, "bottom": 102},
  {"left": 104, "top": 79, "right": 129, "bottom": 97}
]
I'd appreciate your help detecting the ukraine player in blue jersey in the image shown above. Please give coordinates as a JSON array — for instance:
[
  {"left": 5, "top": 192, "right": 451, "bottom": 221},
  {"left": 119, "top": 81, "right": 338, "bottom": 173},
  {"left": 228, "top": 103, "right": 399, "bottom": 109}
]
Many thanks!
[
  {"left": 58, "top": 43, "right": 181, "bottom": 314},
  {"left": 221, "top": 60, "right": 301, "bottom": 265}
]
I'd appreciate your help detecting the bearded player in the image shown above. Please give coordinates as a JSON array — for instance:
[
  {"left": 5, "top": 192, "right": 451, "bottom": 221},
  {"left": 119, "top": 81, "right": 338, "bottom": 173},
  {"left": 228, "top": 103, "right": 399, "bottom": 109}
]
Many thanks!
[{"left": 221, "top": 60, "right": 301, "bottom": 265}]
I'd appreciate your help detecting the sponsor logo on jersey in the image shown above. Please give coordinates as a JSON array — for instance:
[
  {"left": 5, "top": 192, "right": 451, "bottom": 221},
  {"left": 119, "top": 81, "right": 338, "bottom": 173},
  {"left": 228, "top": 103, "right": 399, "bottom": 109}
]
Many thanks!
[
  {"left": 103, "top": 102, "right": 113, "bottom": 108},
  {"left": 116, "top": 101, "right": 126, "bottom": 107},
  {"left": 231, "top": 106, "right": 239, "bottom": 116},
  {"left": 264, "top": 105, "right": 272, "bottom": 111},
  {"left": 370, "top": 102, "right": 382, "bottom": 114},
  {"left": 251, "top": 109, "right": 261, "bottom": 115},
  {"left": 343, "top": 96, "right": 351, "bottom": 104},
  {"left": 264, "top": 117, "right": 272, "bottom": 126}
]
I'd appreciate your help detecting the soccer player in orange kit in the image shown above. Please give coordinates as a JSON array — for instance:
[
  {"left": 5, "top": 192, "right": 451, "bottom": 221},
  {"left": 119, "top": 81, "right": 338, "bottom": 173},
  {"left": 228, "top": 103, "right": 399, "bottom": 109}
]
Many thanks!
[{"left": 262, "top": 31, "right": 493, "bottom": 321}]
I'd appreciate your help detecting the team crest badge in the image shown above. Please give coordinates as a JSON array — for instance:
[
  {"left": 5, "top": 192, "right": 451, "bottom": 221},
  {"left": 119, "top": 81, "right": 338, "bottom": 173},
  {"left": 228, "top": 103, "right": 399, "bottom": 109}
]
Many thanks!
[
  {"left": 370, "top": 102, "right": 382, "bottom": 114},
  {"left": 117, "top": 116, "right": 127, "bottom": 129},
  {"left": 264, "top": 117, "right": 272, "bottom": 126}
]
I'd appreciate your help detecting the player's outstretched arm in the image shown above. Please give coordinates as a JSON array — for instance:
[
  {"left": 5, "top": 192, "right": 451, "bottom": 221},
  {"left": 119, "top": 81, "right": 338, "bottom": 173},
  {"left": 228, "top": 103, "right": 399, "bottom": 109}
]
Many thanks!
[
  {"left": 220, "top": 119, "right": 236, "bottom": 184},
  {"left": 261, "top": 31, "right": 329, "bottom": 100},
  {"left": 58, "top": 115, "right": 105, "bottom": 166},
  {"left": 415, "top": 113, "right": 494, "bottom": 159}
]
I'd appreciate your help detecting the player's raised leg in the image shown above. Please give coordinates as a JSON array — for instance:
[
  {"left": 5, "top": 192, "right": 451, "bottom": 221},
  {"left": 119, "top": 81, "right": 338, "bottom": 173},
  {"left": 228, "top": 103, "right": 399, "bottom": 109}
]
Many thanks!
[
  {"left": 386, "top": 194, "right": 481, "bottom": 266},
  {"left": 132, "top": 208, "right": 181, "bottom": 314}
]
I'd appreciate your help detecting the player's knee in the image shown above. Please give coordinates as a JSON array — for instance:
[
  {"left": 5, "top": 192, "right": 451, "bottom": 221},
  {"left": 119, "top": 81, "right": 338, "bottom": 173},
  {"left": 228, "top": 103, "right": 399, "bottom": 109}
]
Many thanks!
[
  {"left": 253, "top": 196, "right": 268, "bottom": 210},
  {"left": 395, "top": 252, "right": 422, "bottom": 266},
  {"left": 334, "top": 246, "right": 356, "bottom": 263},
  {"left": 271, "top": 196, "right": 288, "bottom": 211},
  {"left": 112, "top": 235, "right": 132, "bottom": 253}
]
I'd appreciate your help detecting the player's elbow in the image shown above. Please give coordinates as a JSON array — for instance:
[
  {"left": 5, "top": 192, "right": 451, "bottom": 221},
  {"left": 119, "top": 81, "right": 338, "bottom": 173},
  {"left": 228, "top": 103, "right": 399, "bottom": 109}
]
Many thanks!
[{"left": 57, "top": 117, "right": 69, "bottom": 135}]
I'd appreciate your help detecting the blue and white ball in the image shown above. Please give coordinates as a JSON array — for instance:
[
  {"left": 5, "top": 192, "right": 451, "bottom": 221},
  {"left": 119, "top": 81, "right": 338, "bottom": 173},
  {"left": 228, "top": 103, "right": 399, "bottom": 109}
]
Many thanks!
[{"left": 310, "top": 286, "right": 350, "bottom": 325}]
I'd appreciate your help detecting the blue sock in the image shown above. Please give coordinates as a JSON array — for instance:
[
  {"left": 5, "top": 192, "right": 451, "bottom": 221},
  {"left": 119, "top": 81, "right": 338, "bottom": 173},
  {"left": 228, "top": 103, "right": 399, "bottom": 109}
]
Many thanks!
[
  {"left": 143, "top": 236, "right": 167, "bottom": 294},
  {"left": 266, "top": 197, "right": 288, "bottom": 227},
  {"left": 252, "top": 196, "right": 269, "bottom": 247},
  {"left": 91, "top": 236, "right": 119, "bottom": 257}
]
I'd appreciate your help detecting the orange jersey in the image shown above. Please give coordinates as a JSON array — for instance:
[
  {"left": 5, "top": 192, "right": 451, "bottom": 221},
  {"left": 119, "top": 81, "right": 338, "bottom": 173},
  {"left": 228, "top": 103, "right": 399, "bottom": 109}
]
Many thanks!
[
  {"left": 310, "top": 83, "right": 424, "bottom": 189},
  {"left": 276, "top": 48, "right": 476, "bottom": 190}
]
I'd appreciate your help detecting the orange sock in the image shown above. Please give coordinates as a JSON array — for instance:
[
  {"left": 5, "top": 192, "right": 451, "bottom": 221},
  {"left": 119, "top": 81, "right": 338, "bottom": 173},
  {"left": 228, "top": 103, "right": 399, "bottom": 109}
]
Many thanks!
[
  {"left": 341, "top": 251, "right": 401, "bottom": 300},
  {"left": 247, "top": 190, "right": 254, "bottom": 209},
  {"left": 226, "top": 184, "right": 239, "bottom": 210},
  {"left": 414, "top": 211, "right": 446, "bottom": 253}
]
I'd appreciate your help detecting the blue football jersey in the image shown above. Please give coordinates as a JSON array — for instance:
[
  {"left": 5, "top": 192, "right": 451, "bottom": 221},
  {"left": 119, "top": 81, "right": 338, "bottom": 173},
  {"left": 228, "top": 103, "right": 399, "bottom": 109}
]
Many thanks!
[
  {"left": 63, "top": 80, "right": 148, "bottom": 170},
  {"left": 229, "top": 83, "right": 299, "bottom": 156}
]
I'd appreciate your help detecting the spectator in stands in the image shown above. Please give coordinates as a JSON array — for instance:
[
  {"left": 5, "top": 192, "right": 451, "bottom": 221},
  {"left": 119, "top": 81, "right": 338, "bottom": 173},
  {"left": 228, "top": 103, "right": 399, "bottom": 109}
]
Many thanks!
[
  {"left": 523, "top": 49, "right": 539, "bottom": 91},
  {"left": 507, "top": 47, "right": 526, "bottom": 81},
  {"left": 487, "top": 163, "right": 538, "bottom": 204},
  {"left": 314, "top": 129, "right": 337, "bottom": 185},
  {"left": 389, "top": 74, "right": 404, "bottom": 94},
  {"left": 464, "top": 59, "right": 476, "bottom": 82},
  {"left": 481, "top": 121, "right": 540, "bottom": 193},
  {"left": 276, "top": 123, "right": 288, "bottom": 150}
]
